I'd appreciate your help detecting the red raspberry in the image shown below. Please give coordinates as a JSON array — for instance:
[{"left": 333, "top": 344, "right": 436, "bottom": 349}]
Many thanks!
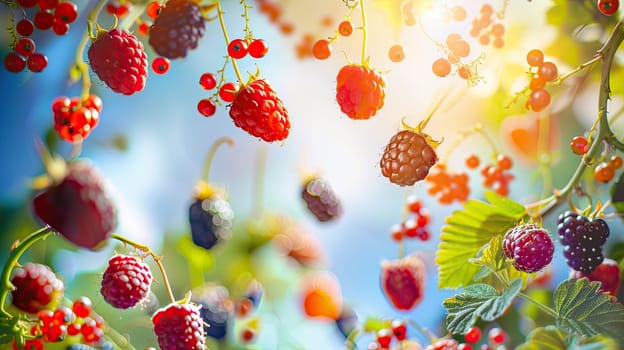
[
  {"left": 148, "top": 0, "right": 205, "bottom": 58},
  {"left": 11, "top": 263, "right": 64, "bottom": 313},
  {"left": 301, "top": 176, "right": 342, "bottom": 222},
  {"left": 100, "top": 254, "right": 153, "bottom": 309},
  {"left": 32, "top": 160, "right": 117, "bottom": 249},
  {"left": 87, "top": 28, "right": 148, "bottom": 95},
  {"left": 570, "top": 258, "right": 621, "bottom": 297},
  {"left": 152, "top": 303, "right": 206, "bottom": 350},
  {"left": 503, "top": 223, "right": 554, "bottom": 273},
  {"left": 335, "top": 64, "right": 386, "bottom": 120},
  {"left": 229, "top": 78, "right": 290, "bottom": 142},
  {"left": 380, "top": 130, "right": 438, "bottom": 186},
  {"left": 380, "top": 254, "right": 426, "bottom": 311}
]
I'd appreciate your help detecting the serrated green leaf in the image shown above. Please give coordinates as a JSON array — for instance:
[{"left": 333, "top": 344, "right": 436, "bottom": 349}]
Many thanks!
[
  {"left": 554, "top": 278, "right": 624, "bottom": 345},
  {"left": 516, "top": 325, "right": 618, "bottom": 350},
  {"left": 436, "top": 192, "right": 527, "bottom": 289},
  {"left": 443, "top": 279, "right": 522, "bottom": 335}
]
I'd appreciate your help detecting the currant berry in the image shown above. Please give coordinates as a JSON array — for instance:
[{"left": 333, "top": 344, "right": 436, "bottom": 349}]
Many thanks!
[
  {"left": 240, "top": 328, "right": 256, "bottom": 343},
  {"left": 313, "top": 39, "right": 331, "bottom": 60},
  {"left": 390, "top": 224, "right": 404, "bottom": 242},
  {"left": 464, "top": 326, "right": 482, "bottom": 343},
  {"left": 151, "top": 56, "right": 170, "bottom": 74},
  {"left": 34, "top": 10, "right": 54, "bottom": 30},
  {"left": 488, "top": 328, "right": 507, "bottom": 344},
  {"left": 199, "top": 72, "right": 217, "bottom": 90},
  {"left": 55, "top": 2, "right": 78, "bottom": 23},
  {"left": 72, "top": 296, "right": 92, "bottom": 318},
  {"left": 527, "top": 49, "right": 544, "bottom": 67},
  {"left": 458, "top": 66, "right": 471, "bottom": 79},
  {"left": 451, "top": 6, "right": 466, "bottom": 21},
  {"left": 14, "top": 38, "right": 36, "bottom": 57},
  {"left": 570, "top": 136, "right": 588, "bottom": 155},
  {"left": 248, "top": 39, "right": 268, "bottom": 58},
  {"left": 219, "top": 82, "right": 238, "bottom": 102},
  {"left": 27, "top": 52, "right": 47, "bottom": 72},
  {"left": 39, "top": 0, "right": 58, "bottom": 10},
  {"left": 138, "top": 21, "right": 150, "bottom": 36},
  {"left": 529, "top": 76, "right": 547, "bottom": 91},
  {"left": 406, "top": 195, "right": 422, "bottom": 214},
  {"left": 497, "top": 154, "right": 512, "bottom": 170},
  {"left": 598, "top": 0, "right": 619, "bottom": 15},
  {"left": 478, "top": 34, "right": 490, "bottom": 46},
  {"left": 376, "top": 329, "right": 392, "bottom": 348},
  {"left": 465, "top": 154, "right": 480, "bottom": 169},
  {"left": 338, "top": 20, "right": 353, "bottom": 36},
  {"left": 528, "top": 88, "right": 551, "bottom": 112},
  {"left": 391, "top": 320, "right": 407, "bottom": 341},
  {"left": 388, "top": 44, "right": 405, "bottom": 63},
  {"left": 609, "top": 155, "right": 622, "bottom": 169},
  {"left": 449, "top": 39, "right": 470, "bottom": 58},
  {"left": 432, "top": 58, "right": 451, "bottom": 77},
  {"left": 147, "top": 1, "right": 164, "bottom": 18},
  {"left": 538, "top": 61, "right": 558, "bottom": 82},
  {"left": 16, "top": 19, "right": 35, "bottom": 36},
  {"left": 228, "top": 39, "right": 248, "bottom": 59},
  {"left": 458, "top": 344, "right": 473, "bottom": 350},
  {"left": 52, "top": 20, "right": 69, "bottom": 35},
  {"left": 594, "top": 162, "right": 614, "bottom": 183},
  {"left": 197, "top": 98, "right": 216, "bottom": 117}
]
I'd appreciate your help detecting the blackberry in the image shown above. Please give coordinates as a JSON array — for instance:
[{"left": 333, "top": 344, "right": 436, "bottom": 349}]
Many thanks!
[
  {"left": 189, "top": 196, "right": 233, "bottom": 249},
  {"left": 148, "top": 0, "right": 205, "bottom": 59},
  {"left": 192, "top": 285, "right": 233, "bottom": 340},
  {"left": 502, "top": 223, "right": 554, "bottom": 273},
  {"left": 557, "top": 211, "right": 609, "bottom": 274},
  {"left": 380, "top": 130, "right": 438, "bottom": 186},
  {"left": 301, "top": 177, "right": 342, "bottom": 222}
]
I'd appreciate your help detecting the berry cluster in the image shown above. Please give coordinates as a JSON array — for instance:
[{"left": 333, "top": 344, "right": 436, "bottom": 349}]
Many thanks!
[
  {"left": 593, "top": 155, "right": 622, "bottom": 183},
  {"left": 503, "top": 223, "right": 554, "bottom": 273},
  {"left": 368, "top": 320, "right": 408, "bottom": 350},
  {"left": 597, "top": 0, "right": 620, "bottom": 15},
  {"left": 424, "top": 327, "right": 507, "bottom": 350},
  {"left": 228, "top": 38, "right": 269, "bottom": 59},
  {"left": 523, "top": 49, "right": 558, "bottom": 112},
  {"left": 301, "top": 176, "right": 342, "bottom": 222},
  {"left": 13, "top": 0, "right": 78, "bottom": 36},
  {"left": 380, "top": 129, "right": 438, "bottom": 186},
  {"left": 557, "top": 211, "right": 610, "bottom": 274},
  {"left": 52, "top": 94, "right": 102, "bottom": 143},
  {"left": 312, "top": 17, "right": 353, "bottom": 60},
  {"left": 425, "top": 164, "right": 470, "bottom": 205},
  {"left": 469, "top": 4, "right": 505, "bottom": 49},
  {"left": 105, "top": 0, "right": 131, "bottom": 19},
  {"left": 5, "top": 37, "right": 47, "bottom": 73},
  {"left": 479, "top": 154, "right": 514, "bottom": 196},
  {"left": 256, "top": 0, "right": 294, "bottom": 36},
  {"left": 380, "top": 254, "right": 425, "bottom": 311},
  {"left": 390, "top": 197, "right": 431, "bottom": 242},
  {"left": 100, "top": 254, "right": 153, "bottom": 309},
  {"left": 432, "top": 33, "right": 472, "bottom": 79}
]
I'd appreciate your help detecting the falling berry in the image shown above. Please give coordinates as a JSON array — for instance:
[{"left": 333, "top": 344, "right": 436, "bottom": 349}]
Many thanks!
[
  {"left": 388, "top": 44, "right": 405, "bottom": 62},
  {"left": 151, "top": 56, "right": 170, "bottom": 74}
]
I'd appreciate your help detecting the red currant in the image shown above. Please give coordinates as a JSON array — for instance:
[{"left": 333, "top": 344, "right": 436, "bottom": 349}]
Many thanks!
[
  {"left": 197, "top": 98, "right": 216, "bottom": 117},
  {"left": 609, "top": 155, "right": 623, "bottom": 169},
  {"left": 67, "top": 323, "right": 81, "bottom": 336},
  {"left": 390, "top": 224, "right": 404, "bottom": 242},
  {"left": 16, "top": 19, "right": 35, "bottom": 36},
  {"left": 55, "top": 1, "right": 78, "bottom": 23},
  {"left": 240, "top": 328, "right": 256, "bottom": 343},
  {"left": 528, "top": 88, "right": 551, "bottom": 112},
  {"left": 219, "top": 82, "right": 238, "bottom": 102},
  {"left": 497, "top": 154, "right": 513, "bottom": 170},
  {"left": 338, "top": 20, "right": 353, "bottom": 36},
  {"left": 72, "top": 297, "right": 92, "bottom": 318},
  {"left": 488, "top": 327, "right": 507, "bottom": 344},
  {"left": 138, "top": 21, "right": 151, "bottom": 36},
  {"left": 199, "top": 73, "right": 217, "bottom": 90},
  {"left": 34, "top": 11, "right": 55, "bottom": 30},
  {"left": 458, "top": 66, "right": 472, "bottom": 79},
  {"left": 598, "top": 0, "right": 619, "bottom": 15},
  {"left": 526, "top": 49, "right": 544, "bottom": 67},
  {"left": 147, "top": 1, "right": 164, "bottom": 18},
  {"left": 457, "top": 344, "right": 473, "bottom": 350},
  {"left": 248, "top": 39, "right": 269, "bottom": 58},
  {"left": 83, "top": 94, "right": 102, "bottom": 112},
  {"left": 313, "top": 39, "right": 331, "bottom": 60},
  {"left": 464, "top": 326, "right": 482, "bottom": 343},
  {"left": 529, "top": 76, "right": 547, "bottom": 91},
  {"left": 27, "top": 52, "right": 47, "bottom": 72},
  {"left": 391, "top": 320, "right": 407, "bottom": 341},
  {"left": 406, "top": 196, "right": 421, "bottom": 214},
  {"left": 228, "top": 39, "right": 248, "bottom": 59},
  {"left": 570, "top": 136, "right": 588, "bottom": 155},
  {"left": 15, "top": 38, "right": 36, "bottom": 57},
  {"left": 538, "top": 61, "right": 558, "bottom": 82},
  {"left": 52, "top": 20, "right": 70, "bottom": 35},
  {"left": 151, "top": 56, "right": 170, "bottom": 74},
  {"left": 376, "top": 329, "right": 392, "bottom": 348}
]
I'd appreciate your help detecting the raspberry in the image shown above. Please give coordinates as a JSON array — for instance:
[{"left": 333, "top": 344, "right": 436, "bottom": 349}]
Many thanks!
[
  {"left": 380, "top": 254, "right": 426, "bottom": 311},
  {"left": 380, "top": 130, "right": 438, "bottom": 186},
  {"left": 100, "top": 254, "right": 153, "bottom": 309},
  {"left": 191, "top": 285, "right": 233, "bottom": 340},
  {"left": 152, "top": 303, "right": 206, "bottom": 350},
  {"left": 189, "top": 196, "right": 234, "bottom": 249},
  {"left": 10, "top": 263, "right": 64, "bottom": 313},
  {"left": 228, "top": 78, "right": 290, "bottom": 142},
  {"left": 570, "top": 258, "right": 620, "bottom": 297},
  {"left": 557, "top": 211, "right": 609, "bottom": 274},
  {"left": 87, "top": 28, "right": 148, "bottom": 95},
  {"left": 335, "top": 64, "right": 386, "bottom": 120},
  {"left": 502, "top": 223, "right": 554, "bottom": 273},
  {"left": 32, "top": 160, "right": 117, "bottom": 249},
  {"left": 301, "top": 177, "right": 342, "bottom": 222},
  {"left": 148, "top": 0, "right": 205, "bottom": 58}
]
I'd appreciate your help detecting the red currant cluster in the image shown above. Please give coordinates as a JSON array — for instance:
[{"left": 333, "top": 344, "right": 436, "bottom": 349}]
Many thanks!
[
  {"left": 597, "top": 0, "right": 619, "bottom": 15},
  {"left": 390, "top": 196, "right": 431, "bottom": 242},
  {"left": 15, "top": 0, "right": 78, "bottom": 34},
  {"left": 4, "top": 38, "right": 47, "bottom": 73},
  {"left": 476, "top": 154, "right": 514, "bottom": 197},
  {"left": 368, "top": 320, "right": 407, "bottom": 350},
  {"left": 312, "top": 17, "right": 354, "bottom": 60},
  {"left": 423, "top": 326, "right": 507, "bottom": 350},
  {"left": 469, "top": 4, "right": 505, "bottom": 49},
  {"left": 431, "top": 33, "right": 474, "bottom": 81},
  {"left": 524, "top": 49, "right": 558, "bottom": 112},
  {"left": 256, "top": 0, "right": 294, "bottom": 35},
  {"left": 425, "top": 164, "right": 470, "bottom": 205},
  {"left": 105, "top": 0, "right": 131, "bottom": 19},
  {"left": 52, "top": 94, "right": 102, "bottom": 143},
  {"left": 196, "top": 72, "right": 231, "bottom": 117},
  {"left": 228, "top": 38, "right": 269, "bottom": 60}
]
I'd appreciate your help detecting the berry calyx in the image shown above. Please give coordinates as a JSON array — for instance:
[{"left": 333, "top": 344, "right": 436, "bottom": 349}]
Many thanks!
[{"left": 248, "top": 39, "right": 269, "bottom": 58}]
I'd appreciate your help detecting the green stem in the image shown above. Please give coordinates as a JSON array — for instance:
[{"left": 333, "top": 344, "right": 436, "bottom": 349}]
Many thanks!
[
  {"left": 359, "top": 0, "right": 367, "bottom": 64},
  {"left": 217, "top": 0, "right": 244, "bottom": 84},
  {"left": 517, "top": 292, "right": 558, "bottom": 318},
  {"left": 0, "top": 227, "right": 54, "bottom": 318},
  {"left": 200, "top": 137, "right": 235, "bottom": 182}
]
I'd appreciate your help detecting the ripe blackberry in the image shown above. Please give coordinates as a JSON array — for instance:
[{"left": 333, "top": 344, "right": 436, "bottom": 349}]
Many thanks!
[
  {"left": 152, "top": 302, "right": 206, "bottom": 350},
  {"left": 335, "top": 64, "right": 386, "bottom": 119},
  {"left": 228, "top": 78, "right": 290, "bottom": 142},
  {"left": 380, "top": 130, "right": 438, "bottom": 186},
  {"left": 148, "top": 0, "right": 205, "bottom": 58},
  {"left": 301, "top": 177, "right": 342, "bottom": 222},
  {"left": 502, "top": 223, "right": 554, "bottom": 273},
  {"left": 557, "top": 211, "right": 609, "bottom": 274},
  {"left": 11, "top": 263, "right": 64, "bottom": 313},
  {"left": 189, "top": 196, "right": 234, "bottom": 249},
  {"left": 88, "top": 28, "right": 148, "bottom": 95},
  {"left": 100, "top": 254, "right": 153, "bottom": 309},
  {"left": 192, "top": 285, "right": 233, "bottom": 340}
]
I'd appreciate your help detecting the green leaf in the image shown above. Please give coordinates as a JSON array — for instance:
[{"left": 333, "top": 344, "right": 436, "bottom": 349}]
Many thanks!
[
  {"left": 577, "top": 335, "right": 619, "bottom": 350},
  {"left": 516, "top": 326, "right": 618, "bottom": 350},
  {"left": 554, "top": 278, "right": 624, "bottom": 345},
  {"left": 610, "top": 172, "right": 624, "bottom": 214},
  {"left": 471, "top": 235, "right": 528, "bottom": 288},
  {"left": 436, "top": 191, "right": 527, "bottom": 289},
  {"left": 443, "top": 278, "right": 522, "bottom": 335},
  {"left": 362, "top": 316, "right": 389, "bottom": 333}
]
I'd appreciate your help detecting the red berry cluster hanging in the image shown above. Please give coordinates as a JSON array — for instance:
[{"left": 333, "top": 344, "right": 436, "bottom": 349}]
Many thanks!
[
  {"left": 52, "top": 94, "right": 102, "bottom": 143},
  {"left": 469, "top": 3, "right": 505, "bottom": 49},
  {"left": 425, "top": 164, "right": 470, "bottom": 205},
  {"left": 390, "top": 196, "right": 431, "bottom": 242},
  {"left": 312, "top": 15, "right": 355, "bottom": 60},
  {"left": 11, "top": 0, "right": 79, "bottom": 36},
  {"left": 105, "top": 0, "right": 131, "bottom": 19},
  {"left": 479, "top": 154, "right": 515, "bottom": 196},
  {"left": 523, "top": 49, "right": 559, "bottom": 112},
  {"left": 368, "top": 320, "right": 408, "bottom": 349}
]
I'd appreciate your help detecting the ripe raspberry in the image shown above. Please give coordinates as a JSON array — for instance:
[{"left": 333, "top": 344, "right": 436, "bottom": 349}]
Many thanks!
[
  {"left": 570, "top": 258, "right": 621, "bottom": 297},
  {"left": 192, "top": 285, "right": 233, "bottom": 340},
  {"left": 10, "top": 263, "right": 64, "bottom": 313},
  {"left": 32, "top": 160, "right": 117, "bottom": 249},
  {"left": 502, "top": 223, "right": 554, "bottom": 273},
  {"left": 189, "top": 196, "right": 234, "bottom": 249},
  {"left": 100, "top": 254, "right": 153, "bottom": 309},
  {"left": 380, "top": 254, "right": 426, "bottom": 311},
  {"left": 380, "top": 130, "right": 438, "bottom": 186},
  {"left": 152, "top": 302, "right": 206, "bottom": 350},
  {"left": 557, "top": 211, "right": 609, "bottom": 274},
  {"left": 88, "top": 28, "right": 148, "bottom": 95},
  {"left": 148, "top": 0, "right": 205, "bottom": 58},
  {"left": 228, "top": 78, "right": 290, "bottom": 142},
  {"left": 301, "top": 177, "right": 342, "bottom": 222},
  {"left": 335, "top": 64, "right": 386, "bottom": 119}
]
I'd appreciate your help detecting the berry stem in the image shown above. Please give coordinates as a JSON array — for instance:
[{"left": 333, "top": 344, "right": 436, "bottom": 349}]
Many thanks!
[
  {"left": 110, "top": 233, "right": 176, "bottom": 304},
  {"left": 75, "top": 0, "right": 108, "bottom": 99},
  {"left": 0, "top": 226, "right": 55, "bottom": 319},
  {"left": 359, "top": 0, "right": 368, "bottom": 65},
  {"left": 553, "top": 54, "right": 602, "bottom": 87},
  {"left": 216, "top": 0, "right": 245, "bottom": 85},
  {"left": 200, "top": 136, "right": 235, "bottom": 183},
  {"left": 516, "top": 292, "right": 558, "bottom": 318},
  {"left": 241, "top": 0, "right": 253, "bottom": 41}
]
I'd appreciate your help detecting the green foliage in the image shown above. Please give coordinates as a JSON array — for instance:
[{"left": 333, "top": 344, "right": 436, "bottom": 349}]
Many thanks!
[
  {"left": 443, "top": 278, "right": 522, "bottom": 335},
  {"left": 436, "top": 191, "right": 527, "bottom": 289},
  {"left": 516, "top": 325, "right": 618, "bottom": 350},
  {"left": 554, "top": 278, "right": 624, "bottom": 345},
  {"left": 471, "top": 234, "right": 528, "bottom": 288}
]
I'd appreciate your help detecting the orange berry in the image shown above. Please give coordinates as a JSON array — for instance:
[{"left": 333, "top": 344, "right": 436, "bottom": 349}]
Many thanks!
[
  {"left": 490, "top": 23, "right": 505, "bottom": 37},
  {"left": 321, "top": 15, "right": 333, "bottom": 28},
  {"left": 492, "top": 37, "right": 504, "bottom": 49},
  {"left": 388, "top": 44, "right": 405, "bottom": 62},
  {"left": 594, "top": 162, "right": 615, "bottom": 183},
  {"left": 497, "top": 154, "right": 513, "bottom": 170},
  {"left": 445, "top": 33, "right": 462, "bottom": 47},
  {"left": 312, "top": 39, "right": 331, "bottom": 60},
  {"left": 338, "top": 20, "right": 353, "bottom": 36},
  {"left": 479, "top": 34, "right": 490, "bottom": 46},
  {"left": 465, "top": 155, "right": 480, "bottom": 169},
  {"left": 432, "top": 58, "right": 451, "bottom": 77},
  {"left": 302, "top": 272, "right": 342, "bottom": 320},
  {"left": 279, "top": 22, "right": 294, "bottom": 35},
  {"left": 480, "top": 4, "right": 493, "bottom": 17},
  {"left": 450, "top": 39, "right": 470, "bottom": 57},
  {"left": 451, "top": 6, "right": 466, "bottom": 21},
  {"left": 570, "top": 136, "right": 588, "bottom": 155},
  {"left": 458, "top": 66, "right": 471, "bottom": 79},
  {"left": 609, "top": 155, "right": 623, "bottom": 169}
]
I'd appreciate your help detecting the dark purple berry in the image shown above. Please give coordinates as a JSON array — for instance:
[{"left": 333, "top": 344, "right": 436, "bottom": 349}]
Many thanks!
[
  {"left": 189, "top": 197, "right": 233, "bottom": 249},
  {"left": 301, "top": 177, "right": 342, "bottom": 222},
  {"left": 557, "top": 211, "right": 609, "bottom": 274}
]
